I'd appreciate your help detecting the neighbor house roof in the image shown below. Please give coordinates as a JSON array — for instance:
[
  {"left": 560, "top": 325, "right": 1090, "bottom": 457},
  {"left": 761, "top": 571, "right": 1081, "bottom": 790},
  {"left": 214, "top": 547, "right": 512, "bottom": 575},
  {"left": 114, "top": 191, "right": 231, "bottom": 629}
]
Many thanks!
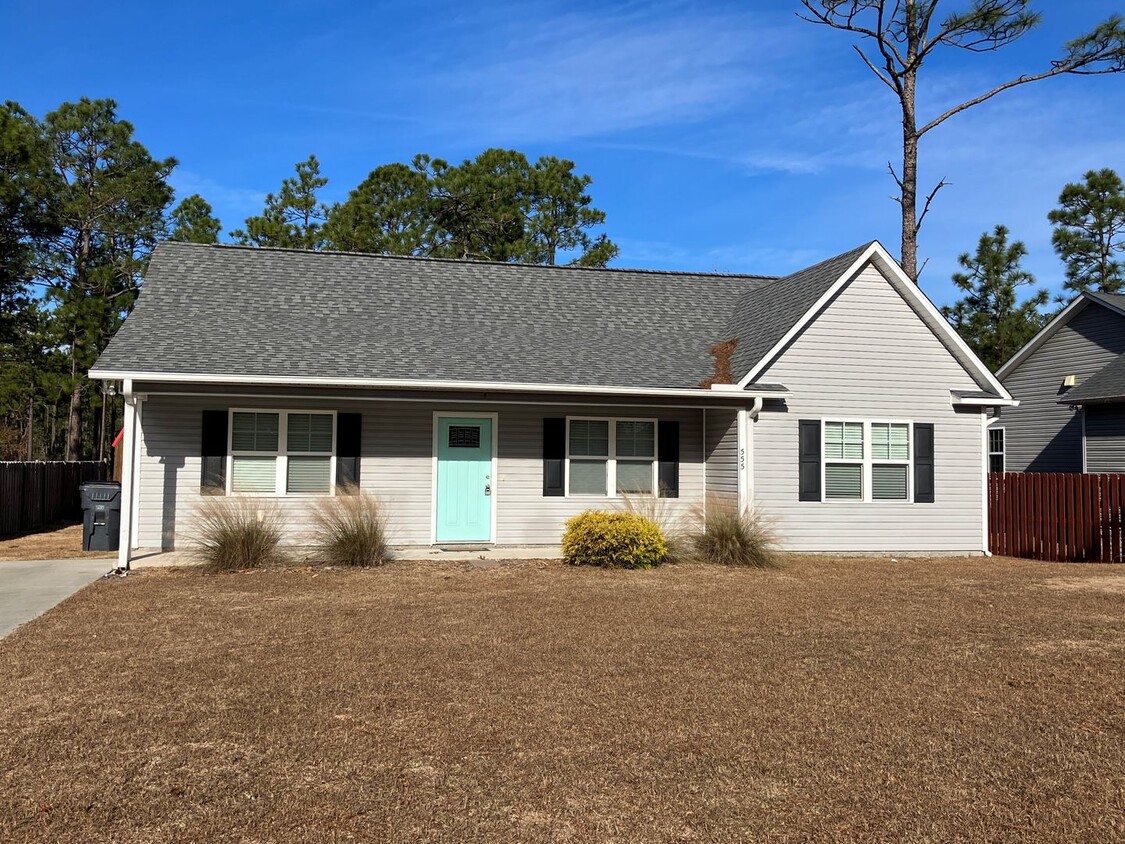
[
  {"left": 998, "top": 290, "right": 1125, "bottom": 381},
  {"left": 91, "top": 240, "right": 1002, "bottom": 398},
  {"left": 1059, "top": 353, "right": 1125, "bottom": 404}
]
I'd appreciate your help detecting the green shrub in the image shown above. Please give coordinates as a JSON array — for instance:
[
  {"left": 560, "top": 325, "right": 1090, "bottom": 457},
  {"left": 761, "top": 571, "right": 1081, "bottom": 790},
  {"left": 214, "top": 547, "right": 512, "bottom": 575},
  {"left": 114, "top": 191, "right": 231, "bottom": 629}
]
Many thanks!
[
  {"left": 311, "top": 488, "right": 392, "bottom": 567},
  {"left": 562, "top": 510, "right": 668, "bottom": 569},
  {"left": 195, "top": 497, "right": 284, "bottom": 571},
  {"left": 618, "top": 491, "right": 688, "bottom": 563},
  {"left": 687, "top": 497, "right": 778, "bottom": 568}
]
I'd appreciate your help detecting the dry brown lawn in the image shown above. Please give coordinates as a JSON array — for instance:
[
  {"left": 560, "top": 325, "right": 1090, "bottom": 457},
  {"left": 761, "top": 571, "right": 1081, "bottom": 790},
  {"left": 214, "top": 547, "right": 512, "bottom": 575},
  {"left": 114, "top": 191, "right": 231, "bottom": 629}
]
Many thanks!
[
  {"left": 1, "top": 555, "right": 1123, "bottom": 843},
  {"left": 0, "top": 522, "right": 115, "bottom": 561}
]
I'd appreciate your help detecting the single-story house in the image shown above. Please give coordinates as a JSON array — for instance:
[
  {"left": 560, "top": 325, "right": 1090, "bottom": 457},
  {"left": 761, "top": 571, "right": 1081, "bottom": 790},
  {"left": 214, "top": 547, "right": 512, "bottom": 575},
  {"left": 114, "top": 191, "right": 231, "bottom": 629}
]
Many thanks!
[
  {"left": 90, "top": 240, "right": 1015, "bottom": 568},
  {"left": 996, "top": 291, "right": 1125, "bottom": 473}
]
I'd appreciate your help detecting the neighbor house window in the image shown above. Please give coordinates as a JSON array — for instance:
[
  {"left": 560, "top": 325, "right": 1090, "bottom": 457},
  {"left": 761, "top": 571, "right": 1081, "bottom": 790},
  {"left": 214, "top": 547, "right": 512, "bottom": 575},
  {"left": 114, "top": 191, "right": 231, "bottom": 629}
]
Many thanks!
[
  {"left": 566, "top": 417, "right": 656, "bottom": 496},
  {"left": 823, "top": 419, "right": 911, "bottom": 502},
  {"left": 229, "top": 410, "right": 335, "bottom": 495},
  {"left": 988, "top": 427, "right": 1005, "bottom": 474}
]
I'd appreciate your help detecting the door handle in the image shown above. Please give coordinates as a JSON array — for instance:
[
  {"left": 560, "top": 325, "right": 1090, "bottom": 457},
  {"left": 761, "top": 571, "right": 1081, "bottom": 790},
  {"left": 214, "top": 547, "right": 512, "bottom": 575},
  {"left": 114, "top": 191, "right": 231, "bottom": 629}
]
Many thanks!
[{"left": 484, "top": 483, "right": 492, "bottom": 496}]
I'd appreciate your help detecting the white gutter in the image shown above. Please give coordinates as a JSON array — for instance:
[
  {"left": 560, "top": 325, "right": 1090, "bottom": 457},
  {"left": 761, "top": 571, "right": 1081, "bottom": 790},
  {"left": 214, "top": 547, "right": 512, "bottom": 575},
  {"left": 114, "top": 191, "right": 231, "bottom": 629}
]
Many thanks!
[{"left": 87, "top": 369, "right": 792, "bottom": 402}]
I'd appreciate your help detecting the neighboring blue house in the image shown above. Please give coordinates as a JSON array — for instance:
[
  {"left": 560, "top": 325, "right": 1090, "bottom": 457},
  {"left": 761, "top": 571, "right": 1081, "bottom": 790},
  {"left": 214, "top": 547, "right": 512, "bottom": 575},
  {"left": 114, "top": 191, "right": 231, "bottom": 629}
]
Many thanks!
[
  {"left": 996, "top": 291, "right": 1125, "bottom": 474},
  {"left": 90, "top": 240, "right": 1014, "bottom": 568}
]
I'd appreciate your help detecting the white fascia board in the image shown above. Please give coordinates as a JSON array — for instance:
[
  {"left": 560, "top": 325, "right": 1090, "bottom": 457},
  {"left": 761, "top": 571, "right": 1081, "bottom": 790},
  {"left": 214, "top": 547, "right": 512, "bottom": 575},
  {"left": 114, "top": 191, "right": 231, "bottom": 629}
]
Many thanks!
[
  {"left": 737, "top": 240, "right": 1013, "bottom": 402},
  {"left": 995, "top": 294, "right": 1090, "bottom": 380},
  {"left": 952, "top": 395, "right": 1020, "bottom": 407},
  {"left": 86, "top": 369, "right": 790, "bottom": 401}
]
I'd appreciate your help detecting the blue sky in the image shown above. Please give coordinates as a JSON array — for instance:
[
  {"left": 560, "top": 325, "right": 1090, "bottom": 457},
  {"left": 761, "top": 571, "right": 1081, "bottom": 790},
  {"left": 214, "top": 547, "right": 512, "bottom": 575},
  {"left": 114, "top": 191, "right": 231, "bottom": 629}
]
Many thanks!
[{"left": 4, "top": 0, "right": 1123, "bottom": 307}]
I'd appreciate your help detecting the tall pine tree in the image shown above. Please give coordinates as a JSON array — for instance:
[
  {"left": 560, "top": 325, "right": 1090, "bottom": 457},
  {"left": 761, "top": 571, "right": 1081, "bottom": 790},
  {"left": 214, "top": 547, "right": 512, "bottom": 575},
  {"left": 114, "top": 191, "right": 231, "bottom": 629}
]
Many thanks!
[
  {"left": 233, "top": 155, "right": 328, "bottom": 249},
  {"left": 169, "top": 194, "right": 221, "bottom": 244},
  {"left": 943, "top": 225, "right": 1048, "bottom": 372},
  {"left": 35, "top": 98, "right": 176, "bottom": 459},
  {"left": 1048, "top": 168, "right": 1125, "bottom": 295}
]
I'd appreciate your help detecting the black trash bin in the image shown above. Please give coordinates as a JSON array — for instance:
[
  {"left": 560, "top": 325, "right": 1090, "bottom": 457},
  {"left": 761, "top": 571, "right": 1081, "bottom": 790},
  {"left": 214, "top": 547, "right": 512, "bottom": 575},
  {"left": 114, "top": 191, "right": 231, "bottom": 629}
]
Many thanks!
[{"left": 80, "top": 481, "right": 122, "bottom": 552}]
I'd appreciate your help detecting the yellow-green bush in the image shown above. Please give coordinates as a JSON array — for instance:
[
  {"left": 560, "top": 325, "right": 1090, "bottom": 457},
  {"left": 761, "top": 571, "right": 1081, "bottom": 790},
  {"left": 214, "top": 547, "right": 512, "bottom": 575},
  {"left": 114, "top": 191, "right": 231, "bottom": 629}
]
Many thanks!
[{"left": 561, "top": 510, "right": 668, "bottom": 569}]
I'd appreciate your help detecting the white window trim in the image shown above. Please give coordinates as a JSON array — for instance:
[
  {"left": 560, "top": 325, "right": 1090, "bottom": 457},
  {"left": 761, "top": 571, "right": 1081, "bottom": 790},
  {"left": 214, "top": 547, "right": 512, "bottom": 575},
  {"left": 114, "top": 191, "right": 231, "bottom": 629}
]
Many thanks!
[
  {"left": 227, "top": 408, "right": 337, "bottom": 497},
  {"left": 565, "top": 416, "right": 658, "bottom": 498},
  {"left": 821, "top": 418, "right": 913, "bottom": 504},
  {"left": 988, "top": 426, "right": 1006, "bottom": 474}
]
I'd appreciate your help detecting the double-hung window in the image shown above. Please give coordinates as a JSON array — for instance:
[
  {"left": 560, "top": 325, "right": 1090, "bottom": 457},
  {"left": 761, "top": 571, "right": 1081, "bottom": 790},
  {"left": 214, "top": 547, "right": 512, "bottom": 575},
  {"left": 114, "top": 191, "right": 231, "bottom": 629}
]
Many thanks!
[
  {"left": 229, "top": 410, "right": 335, "bottom": 495},
  {"left": 988, "top": 428, "right": 1005, "bottom": 473},
  {"left": 823, "top": 419, "right": 911, "bottom": 502},
  {"left": 567, "top": 417, "right": 656, "bottom": 496}
]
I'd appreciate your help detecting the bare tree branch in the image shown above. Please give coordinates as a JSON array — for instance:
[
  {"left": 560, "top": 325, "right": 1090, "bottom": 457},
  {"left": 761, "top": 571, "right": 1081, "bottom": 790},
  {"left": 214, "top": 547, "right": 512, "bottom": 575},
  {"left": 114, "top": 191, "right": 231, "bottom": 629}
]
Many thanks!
[
  {"left": 852, "top": 44, "right": 898, "bottom": 92},
  {"left": 916, "top": 178, "right": 950, "bottom": 232},
  {"left": 886, "top": 161, "right": 904, "bottom": 192},
  {"left": 920, "top": 68, "right": 1076, "bottom": 136}
]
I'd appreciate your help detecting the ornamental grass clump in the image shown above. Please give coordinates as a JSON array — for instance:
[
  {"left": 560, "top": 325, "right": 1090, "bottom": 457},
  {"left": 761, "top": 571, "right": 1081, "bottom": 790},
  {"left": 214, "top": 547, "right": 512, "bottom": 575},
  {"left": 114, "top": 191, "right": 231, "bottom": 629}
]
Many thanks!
[
  {"left": 562, "top": 510, "right": 668, "bottom": 569},
  {"left": 688, "top": 496, "right": 779, "bottom": 568},
  {"left": 618, "top": 491, "right": 688, "bottom": 563},
  {"left": 195, "top": 497, "right": 284, "bottom": 571},
  {"left": 311, "top": 488, "right": 392, "bottom": 567}
]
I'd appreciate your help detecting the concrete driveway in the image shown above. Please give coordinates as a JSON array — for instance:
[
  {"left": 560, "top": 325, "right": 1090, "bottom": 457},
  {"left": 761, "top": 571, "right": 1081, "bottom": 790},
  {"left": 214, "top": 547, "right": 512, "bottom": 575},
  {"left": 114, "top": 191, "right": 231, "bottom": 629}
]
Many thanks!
[{"left": 0, "top": 559, "right": 114, "bottom": 638}]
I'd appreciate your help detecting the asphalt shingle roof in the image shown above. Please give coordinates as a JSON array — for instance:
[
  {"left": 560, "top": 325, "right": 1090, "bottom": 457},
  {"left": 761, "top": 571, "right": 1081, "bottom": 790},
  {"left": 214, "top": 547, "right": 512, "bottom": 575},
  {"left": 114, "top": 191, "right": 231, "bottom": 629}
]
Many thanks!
[
  {"left": 93, "top": 241, "right": 872, "bottom": 390},
  {"left": 1085, "top": 291, "right": 1125, "bottom": 313},
  {"left": 1060, "top": 353, "right": 1125, "bottom": 404}
]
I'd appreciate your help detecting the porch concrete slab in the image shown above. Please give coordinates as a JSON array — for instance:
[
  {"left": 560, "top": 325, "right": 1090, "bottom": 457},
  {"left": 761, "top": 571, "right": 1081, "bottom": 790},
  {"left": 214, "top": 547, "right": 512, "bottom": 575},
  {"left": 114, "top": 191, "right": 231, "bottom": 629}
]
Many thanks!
[
  {"left": 0, "top": 559, "right": 114, "bottom": 638},
  {"left": 127, "top": 545, "right": 563, "bottom": 569},
  {"left": 395, "top": 546, "right": 563, "bottom": 562}
]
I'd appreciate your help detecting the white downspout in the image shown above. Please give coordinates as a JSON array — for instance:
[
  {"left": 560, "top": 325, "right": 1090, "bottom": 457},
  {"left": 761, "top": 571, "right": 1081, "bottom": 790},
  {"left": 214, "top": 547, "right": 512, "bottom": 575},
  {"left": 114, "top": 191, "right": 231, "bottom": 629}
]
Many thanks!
[
  {"left": 117, "top": 379, "right": 136, "bottom": 570},
  {"left": 982, "top": 412, "right": 1002, "bottom": 557}
]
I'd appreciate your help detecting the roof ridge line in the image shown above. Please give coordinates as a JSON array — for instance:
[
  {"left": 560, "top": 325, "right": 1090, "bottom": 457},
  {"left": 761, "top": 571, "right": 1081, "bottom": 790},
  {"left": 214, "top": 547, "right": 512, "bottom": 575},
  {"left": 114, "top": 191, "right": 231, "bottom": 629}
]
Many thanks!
[{"left": 156, "top": 241, "right": 781, "bottom": 281}]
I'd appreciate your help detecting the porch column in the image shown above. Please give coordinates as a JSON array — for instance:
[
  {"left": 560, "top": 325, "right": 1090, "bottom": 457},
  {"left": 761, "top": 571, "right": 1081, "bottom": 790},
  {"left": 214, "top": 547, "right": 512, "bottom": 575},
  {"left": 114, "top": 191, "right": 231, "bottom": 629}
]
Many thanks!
[
  {"left": 737, "top": 408, "right": 750, "bottom": 511},
  {"left": 117, "top": 380, "right": 135, "bottom": 570}
]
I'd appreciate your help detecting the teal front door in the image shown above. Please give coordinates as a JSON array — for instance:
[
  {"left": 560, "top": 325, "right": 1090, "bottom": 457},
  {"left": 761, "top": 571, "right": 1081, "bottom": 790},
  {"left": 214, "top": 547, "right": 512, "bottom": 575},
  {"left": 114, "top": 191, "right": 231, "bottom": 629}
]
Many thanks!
[{"left": 435, "top": 416, "right": 493, "bottom": 543}]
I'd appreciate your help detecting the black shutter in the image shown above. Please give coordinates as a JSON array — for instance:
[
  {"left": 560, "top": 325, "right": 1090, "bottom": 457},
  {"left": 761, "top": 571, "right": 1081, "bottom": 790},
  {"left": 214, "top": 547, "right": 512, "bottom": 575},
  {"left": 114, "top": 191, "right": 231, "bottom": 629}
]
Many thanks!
[
  {"left": 914, "top": 423, "right": 935, "bottom": 503},
  {"left": 657, "top": 420, "right": 680, "bottom": 498},
  {"left": 336, "top": 413, "right": 362, "bottom": 489},
  {"left": 798, "top": 419, "right": 821, "bottom": 502},
  {"left": 543, "top": 417, "right": 565, "bottom": 496},
  {"left": 200, "top": 410, "right": 228, "bottom": 494}
]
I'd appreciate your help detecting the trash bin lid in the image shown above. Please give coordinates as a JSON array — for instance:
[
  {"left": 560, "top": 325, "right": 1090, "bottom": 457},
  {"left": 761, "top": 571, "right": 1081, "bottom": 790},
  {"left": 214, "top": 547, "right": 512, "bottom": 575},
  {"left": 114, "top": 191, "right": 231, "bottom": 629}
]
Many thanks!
[{"left": 81, "top": 481, "right": 122, "bottom": 502}]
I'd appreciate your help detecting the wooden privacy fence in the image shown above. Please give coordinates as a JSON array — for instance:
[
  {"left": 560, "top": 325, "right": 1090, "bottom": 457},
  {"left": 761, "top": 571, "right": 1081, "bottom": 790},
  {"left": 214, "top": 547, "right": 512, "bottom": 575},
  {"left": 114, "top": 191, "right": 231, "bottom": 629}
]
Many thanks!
[
  {"left": 0, "top": 461, "right": 109, "bottom": 536},
  {"left": 989, "top": 472, "right": 1125, "bottom": 562}
]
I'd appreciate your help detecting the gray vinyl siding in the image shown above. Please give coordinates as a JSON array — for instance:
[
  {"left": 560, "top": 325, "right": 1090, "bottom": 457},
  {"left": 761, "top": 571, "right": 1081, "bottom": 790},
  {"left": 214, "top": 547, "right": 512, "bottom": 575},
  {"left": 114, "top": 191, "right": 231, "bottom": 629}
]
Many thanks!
[
  {"left": 1084, "top": 404, "right": 1125, "bottom": 473},
  {"left": 135, "top": 395, "right": 705, "bottom": 549},
  {"left": 999, "top": 303, "right": 1125, "bottom": 472},
  {"left": 751, "top": 265, "right": 987, "bottom": 553},
  {"left": 705, "top": 410, "right": 739, "bottom": 499}
]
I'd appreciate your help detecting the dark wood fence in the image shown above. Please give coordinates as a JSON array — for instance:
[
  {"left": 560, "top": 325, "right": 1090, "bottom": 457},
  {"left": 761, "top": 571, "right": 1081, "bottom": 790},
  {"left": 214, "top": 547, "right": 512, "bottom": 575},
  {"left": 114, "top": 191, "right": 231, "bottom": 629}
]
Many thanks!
[
  {"left": 0, "top": 461, "right": 109, "bottom": 536},
  {"left": 989, "top": 472, "right": 1125, "bottom": 562}
]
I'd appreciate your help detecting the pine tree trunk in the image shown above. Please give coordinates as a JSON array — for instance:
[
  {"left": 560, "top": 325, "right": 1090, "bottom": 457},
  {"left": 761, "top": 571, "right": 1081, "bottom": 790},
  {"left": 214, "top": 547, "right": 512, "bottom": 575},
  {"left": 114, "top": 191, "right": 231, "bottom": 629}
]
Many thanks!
[
  {"left": 96, "top": 393, "right": 106, "bottom": 461},
  {"left": 25, "top": 397, "right": 33, "bottom": 461},
  {"left": 900, "top": 73, "right": 919, "bottom": 283},
  {"left": 66, "top": 349, "right": 82, "bottom": 461}
]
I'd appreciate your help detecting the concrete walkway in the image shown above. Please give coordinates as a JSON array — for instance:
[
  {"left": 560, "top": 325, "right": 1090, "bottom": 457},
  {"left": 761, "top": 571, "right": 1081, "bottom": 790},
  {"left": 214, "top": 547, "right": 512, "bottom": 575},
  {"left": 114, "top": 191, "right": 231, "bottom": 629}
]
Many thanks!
[{"left": 0, "top": 559, "right": 114, "bottom": 638}]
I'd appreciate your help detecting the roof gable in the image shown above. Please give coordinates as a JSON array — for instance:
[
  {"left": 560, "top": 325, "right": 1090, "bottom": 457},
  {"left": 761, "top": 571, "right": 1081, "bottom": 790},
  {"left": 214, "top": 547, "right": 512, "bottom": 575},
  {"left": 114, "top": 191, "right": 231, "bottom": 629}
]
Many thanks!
[
  {"left": 997, "top": 291, "right": 1125, "bottom": 381},
  {"left": 725, "top": 242, "right": 874, "bottom": 380},
  {"left": 733, "top": 241, "right": 1009, "bottom": 398}
]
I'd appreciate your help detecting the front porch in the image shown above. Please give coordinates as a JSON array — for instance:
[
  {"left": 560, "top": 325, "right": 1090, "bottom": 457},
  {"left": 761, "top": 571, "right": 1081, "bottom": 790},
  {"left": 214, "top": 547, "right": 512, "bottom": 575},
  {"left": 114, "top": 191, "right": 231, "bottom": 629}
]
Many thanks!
[{"left": 114, "top": 382, "right": 769, "bottom": 568}]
